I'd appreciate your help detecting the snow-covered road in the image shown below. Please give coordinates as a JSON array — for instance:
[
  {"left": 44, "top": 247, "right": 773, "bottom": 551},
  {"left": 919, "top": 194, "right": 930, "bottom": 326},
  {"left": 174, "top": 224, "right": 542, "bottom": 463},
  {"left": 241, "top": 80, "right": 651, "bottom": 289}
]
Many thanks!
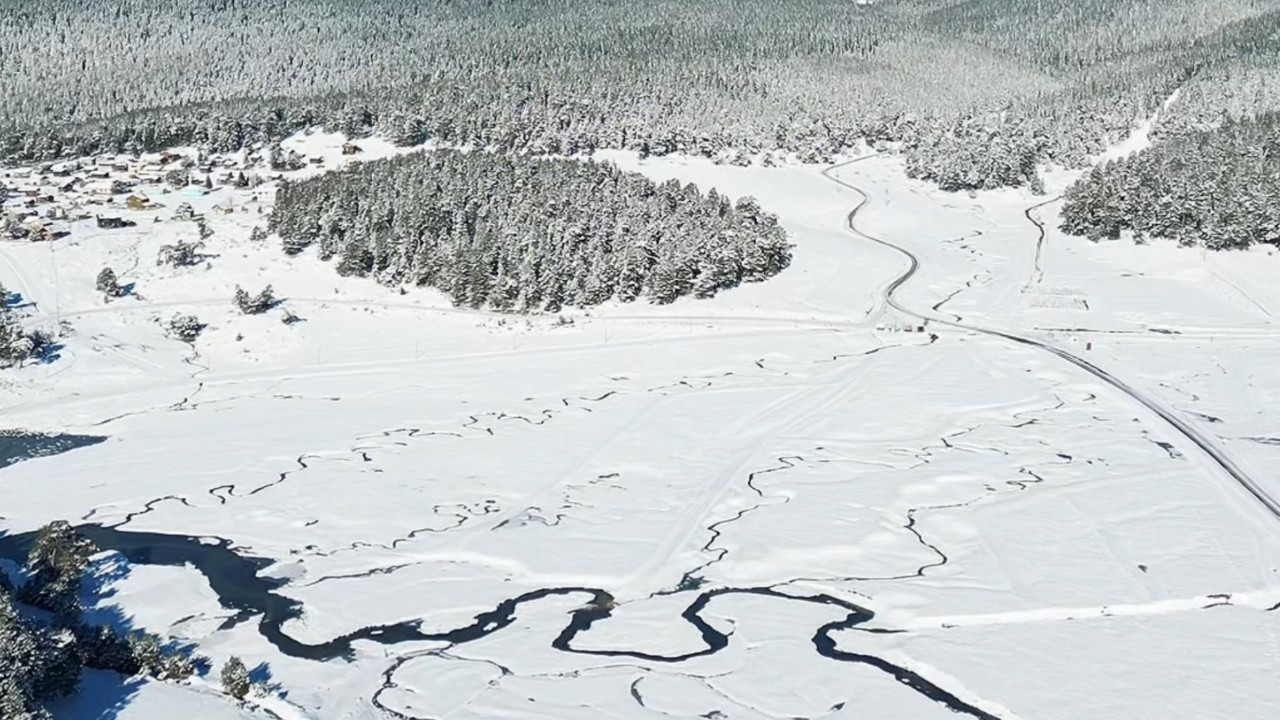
[{"left": 823, "top": 157, "right": 1280, "bottom": 523}]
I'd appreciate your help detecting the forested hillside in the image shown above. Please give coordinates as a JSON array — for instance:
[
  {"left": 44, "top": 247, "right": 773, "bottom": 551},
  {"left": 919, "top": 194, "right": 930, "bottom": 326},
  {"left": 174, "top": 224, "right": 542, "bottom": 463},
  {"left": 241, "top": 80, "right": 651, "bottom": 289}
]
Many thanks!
[
  {"left": 1058, "top": 8, "right": 1280, "bottom": 249},
  {"left": 1060, "top": 113, "right": 1280, "bottom": 249},
  {"left": 2, "top": 0, "right": 1278, "bottom": 190},
  {"left": 271, "top": 150, "right": 791, "bottom": 310}
]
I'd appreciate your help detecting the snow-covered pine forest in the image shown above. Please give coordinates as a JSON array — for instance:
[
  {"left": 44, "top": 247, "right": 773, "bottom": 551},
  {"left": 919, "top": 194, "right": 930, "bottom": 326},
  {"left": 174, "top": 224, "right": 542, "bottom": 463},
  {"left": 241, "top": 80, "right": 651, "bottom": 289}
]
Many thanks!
[
  {"left": 2, "top": 523, "right": 199, "bottom": 719},
  {"left": 2, "top": 0, "right": 1278, "bottom": 193},
  {"left": 1053, "top": 6, "right": 1280, "bottom": 249},
  {"left": 1060, "top": 112, "right": 1280, "bottom": 249},
  {"left": 271, "top": 151, "right": 791, "bottom": 310}
]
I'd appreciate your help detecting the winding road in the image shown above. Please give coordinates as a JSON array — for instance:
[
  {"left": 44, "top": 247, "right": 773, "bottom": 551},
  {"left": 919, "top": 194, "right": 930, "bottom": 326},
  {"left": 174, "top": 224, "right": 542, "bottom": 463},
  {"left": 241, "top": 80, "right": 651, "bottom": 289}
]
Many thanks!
[{"left": 821, "top": 157, "right": 1280, "bottom": 521}]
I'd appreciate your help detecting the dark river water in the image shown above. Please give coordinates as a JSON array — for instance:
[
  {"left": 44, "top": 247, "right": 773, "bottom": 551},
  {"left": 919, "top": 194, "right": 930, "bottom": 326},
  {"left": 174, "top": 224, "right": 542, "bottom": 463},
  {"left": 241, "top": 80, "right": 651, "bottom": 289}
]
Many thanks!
[
  {"left": 0, "top": 430, "right": 107, "bottom": 470},
  {"left": 0, "top": 519, "right": 1001, "bottom": 720}
]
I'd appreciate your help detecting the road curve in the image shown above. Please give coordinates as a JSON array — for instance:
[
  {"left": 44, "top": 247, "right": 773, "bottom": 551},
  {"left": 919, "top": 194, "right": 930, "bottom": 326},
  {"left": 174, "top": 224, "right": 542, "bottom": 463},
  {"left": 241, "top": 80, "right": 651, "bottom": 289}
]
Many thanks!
[
  {"left": 1024, "top": 196, "right": 1060, "bottom": 287},
  {"left": 821, "top": 157, "right": 1280, "bottom": 522}
]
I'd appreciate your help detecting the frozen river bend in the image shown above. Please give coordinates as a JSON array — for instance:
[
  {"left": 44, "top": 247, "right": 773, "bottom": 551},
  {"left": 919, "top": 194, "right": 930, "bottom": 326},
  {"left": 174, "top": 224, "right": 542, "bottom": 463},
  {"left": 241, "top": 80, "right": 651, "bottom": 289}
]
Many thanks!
[{"left": 3, "top": 136, "right": 1280, "bottom": 719}]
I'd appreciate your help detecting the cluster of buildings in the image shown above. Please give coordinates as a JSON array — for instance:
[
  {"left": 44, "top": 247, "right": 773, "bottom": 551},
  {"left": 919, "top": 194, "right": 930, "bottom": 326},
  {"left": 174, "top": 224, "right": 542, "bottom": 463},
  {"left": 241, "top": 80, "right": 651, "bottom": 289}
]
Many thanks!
[{"left": 1, "top": 149, "right": 269, "bottom": 241}]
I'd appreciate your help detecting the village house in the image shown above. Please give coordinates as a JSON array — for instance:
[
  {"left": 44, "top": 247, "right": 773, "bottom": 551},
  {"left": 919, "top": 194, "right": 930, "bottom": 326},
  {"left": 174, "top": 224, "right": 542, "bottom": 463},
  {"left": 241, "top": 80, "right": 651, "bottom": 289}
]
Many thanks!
[
  {"left": 85, "top": 180, "right": 115, "bottom": 197},
  {"left": 23, "top": 218, "right": 54, "bottom": 242},
  {"left": 342, "top": 142, "right": 364, "bottom": 155},
  {"left": 96, "top": 215, "right": 134, "bottom": 229}
]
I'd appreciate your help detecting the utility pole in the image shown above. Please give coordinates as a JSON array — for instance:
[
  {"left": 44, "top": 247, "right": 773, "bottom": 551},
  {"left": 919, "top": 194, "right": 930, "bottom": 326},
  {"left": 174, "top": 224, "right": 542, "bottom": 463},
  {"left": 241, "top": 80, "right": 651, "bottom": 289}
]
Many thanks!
[{"left": 50, "top": 239, "right": 60, "bottom": 330}]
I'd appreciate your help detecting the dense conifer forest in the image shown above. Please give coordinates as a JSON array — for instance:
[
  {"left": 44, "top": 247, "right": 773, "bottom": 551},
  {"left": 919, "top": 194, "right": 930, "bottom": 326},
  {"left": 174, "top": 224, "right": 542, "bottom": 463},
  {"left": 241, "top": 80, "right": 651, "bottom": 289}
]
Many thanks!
[
  {"left": 271, "top": 150, "right": 791, "bottom": 310},
  {"left": 0, "top": 0, "right": 1278, "bottom": 251},
  {"left": 1, "top": 0, "right": 1277, "bottom": 194},
  {"left": 1061, "top": 14, "right": 1280, "bottom": 249},
  {"left": 1060, "top": 112, "right": 1280, "bottom": 249}
]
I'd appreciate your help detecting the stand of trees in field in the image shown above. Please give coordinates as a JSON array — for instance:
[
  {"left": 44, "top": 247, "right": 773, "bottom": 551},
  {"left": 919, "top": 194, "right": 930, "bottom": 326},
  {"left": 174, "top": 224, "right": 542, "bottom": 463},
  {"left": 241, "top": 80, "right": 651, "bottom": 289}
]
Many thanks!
[
  {"left": 1, "top": 1, "right": 1278, "bottom": 191},
  {"left": 1, "top": 523, "right": 197, "bottom": 719},
  {"left": 271, "top": 150, "right": 791, "bottom": 310},
  {"left": 1060, "top": 112, "right": 1280, "bottom": 249},
  {"left": 0, "top": 284, "right": 53, "bottom": 368}
]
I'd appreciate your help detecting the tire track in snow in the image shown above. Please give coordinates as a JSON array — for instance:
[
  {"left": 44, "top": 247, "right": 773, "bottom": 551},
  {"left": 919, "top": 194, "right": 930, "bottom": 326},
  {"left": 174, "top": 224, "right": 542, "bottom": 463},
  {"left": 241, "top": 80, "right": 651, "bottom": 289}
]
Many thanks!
[{"left": 899, "top": 587, "right": 1280, "bottom": 630}]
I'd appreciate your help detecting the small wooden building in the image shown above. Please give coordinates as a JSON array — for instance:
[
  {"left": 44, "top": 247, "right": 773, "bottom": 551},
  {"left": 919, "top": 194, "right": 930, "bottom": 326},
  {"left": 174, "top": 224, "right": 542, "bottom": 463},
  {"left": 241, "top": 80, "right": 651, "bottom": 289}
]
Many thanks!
[{"left": 97, "top": 215, "right": 131, "bottom": 229}]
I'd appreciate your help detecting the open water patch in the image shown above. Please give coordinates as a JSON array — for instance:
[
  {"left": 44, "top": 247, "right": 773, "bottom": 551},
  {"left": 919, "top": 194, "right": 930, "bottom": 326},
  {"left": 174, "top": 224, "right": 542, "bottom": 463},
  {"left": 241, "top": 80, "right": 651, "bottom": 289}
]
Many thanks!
[{"left": 0, "top": 430, "right": 107, "bottom": 471}]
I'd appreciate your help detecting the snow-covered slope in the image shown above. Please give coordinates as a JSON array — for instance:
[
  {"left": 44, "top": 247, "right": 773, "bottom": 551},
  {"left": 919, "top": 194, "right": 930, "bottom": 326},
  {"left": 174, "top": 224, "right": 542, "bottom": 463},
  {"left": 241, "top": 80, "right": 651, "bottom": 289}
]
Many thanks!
[{"left": 2, "top": 132, "right": 1279, "bottom": 719}]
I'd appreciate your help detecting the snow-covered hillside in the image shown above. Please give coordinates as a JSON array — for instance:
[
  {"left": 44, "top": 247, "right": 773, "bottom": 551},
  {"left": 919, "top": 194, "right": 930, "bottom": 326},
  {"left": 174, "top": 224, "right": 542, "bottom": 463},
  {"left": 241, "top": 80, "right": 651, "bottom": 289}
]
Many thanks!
[{"left": 2, "top": 131, "right": 1280, "bottom": 720}]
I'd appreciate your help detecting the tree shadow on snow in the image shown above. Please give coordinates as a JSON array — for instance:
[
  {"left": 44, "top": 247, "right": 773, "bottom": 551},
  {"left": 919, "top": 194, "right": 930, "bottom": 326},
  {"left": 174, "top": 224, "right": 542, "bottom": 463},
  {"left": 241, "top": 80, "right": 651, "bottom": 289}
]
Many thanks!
[
  {"left": 82, "top": 551, "right": 134, "bottom": 602},
  {"left": 250, "top": 661, "right": 286, "bottom": 697},
  {"left": 0, "top": 531, "right": 211, "bottom": 718},
  {"left": 80, "top": 562, "right": 213, "bottom": 676},
  {"left": 47, "top": 670, "right": 145, "bottom": 720},
  {"left": 34, "top": 341, "right": 65, "bottom": 365},
  {"left": 2, "top": 288, "right": 35, "bottom": 310}
]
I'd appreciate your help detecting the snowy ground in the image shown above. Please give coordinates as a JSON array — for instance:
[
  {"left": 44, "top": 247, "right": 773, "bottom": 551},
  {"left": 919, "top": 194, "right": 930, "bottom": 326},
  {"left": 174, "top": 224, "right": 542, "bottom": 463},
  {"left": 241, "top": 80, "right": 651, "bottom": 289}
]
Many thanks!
[{"left": 2, "top": 130, "right": 1280, "bottom": 719}]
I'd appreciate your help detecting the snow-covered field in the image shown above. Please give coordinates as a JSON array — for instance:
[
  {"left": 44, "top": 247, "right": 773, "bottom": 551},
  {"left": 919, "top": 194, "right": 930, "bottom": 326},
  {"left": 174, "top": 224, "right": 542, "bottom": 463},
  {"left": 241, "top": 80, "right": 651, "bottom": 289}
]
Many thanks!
[{"left": 3, "top": 131, "right": 1280, "bottom": 719}]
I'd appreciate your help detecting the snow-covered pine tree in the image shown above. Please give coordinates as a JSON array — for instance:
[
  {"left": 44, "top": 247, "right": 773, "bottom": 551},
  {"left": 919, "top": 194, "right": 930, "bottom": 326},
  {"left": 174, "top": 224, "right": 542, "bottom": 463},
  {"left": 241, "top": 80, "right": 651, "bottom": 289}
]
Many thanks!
[
  {"left": 157, "top": 240, "right": 208, "bottom": 267},
  {"left": 95, "top": 268, "right": 123, "bottom": 299},
  {"left": 0, "top": 593, "right": 79, "bottom": 720},
  {"left": 234, "top": 285, "right": 277, "bottom": 314},
  {"left": 19, "top": 521, "right": 96, "bottom": 622},
  {"left": 167, "top": 315, "right": 205, "bottom": 343},
  {"left": 221, "top": 657, "right": 251, "bottom": 700}
]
